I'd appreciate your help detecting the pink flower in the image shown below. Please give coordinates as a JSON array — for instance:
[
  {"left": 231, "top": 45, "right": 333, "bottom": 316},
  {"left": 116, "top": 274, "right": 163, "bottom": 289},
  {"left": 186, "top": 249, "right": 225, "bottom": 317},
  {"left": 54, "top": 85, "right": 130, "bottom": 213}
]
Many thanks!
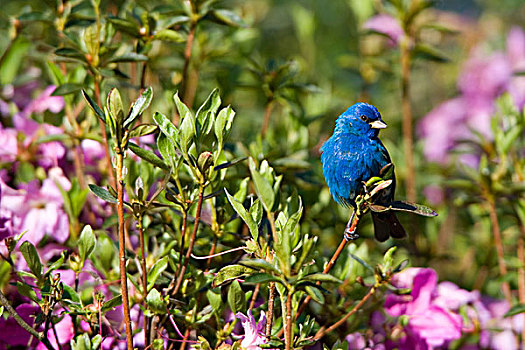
[
  {"left": 0, "top": 167, "right": 70, "bottom": 244},
  {"left": 235, "top": 310, "right": 267, "bottom": 350},
  {"left": 0, "top": 303, "right": 40, "bottom": 348},
  {"left": 363, "top": 14, "right": 405, "bottom": 46},
  {"left": 385, "top": 268, "right": 463, "bottom": 349}
]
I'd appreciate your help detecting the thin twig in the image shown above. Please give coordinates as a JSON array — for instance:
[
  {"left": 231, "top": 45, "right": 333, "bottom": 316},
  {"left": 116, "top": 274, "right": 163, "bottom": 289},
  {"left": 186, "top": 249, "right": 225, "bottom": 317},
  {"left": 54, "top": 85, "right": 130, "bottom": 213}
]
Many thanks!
[
  {"left": 487, "top": 197, "right": 512, "bottom": 303},
  {"left": 180, "top": 19, "right": 197, "bottom": 108},
  {"left": 261, "top": 99, "right": 274, "bottom": 137},
  {"left": 117, "top": 152, "right": 134, "bottom": 350},
  {"left": 0, "top": 290, "right": 55, "bottom": 350},
  {"left": 313, "top": 286, "right": 376, "bottom": 340},
  {"left": 173, "top": 187, "right": 205, "bottom": 296},
  {"left": 249, "top": 283, "right": 261, "bottom": 310},
  {"left": 94, "top": 77, "right": 116, "bottom": 189},
  {"left": 284, "top": 292, "right": 293, "bottom": 350},
  {"left": 138, "top": 214, "right": 149, "bottom": 349}
]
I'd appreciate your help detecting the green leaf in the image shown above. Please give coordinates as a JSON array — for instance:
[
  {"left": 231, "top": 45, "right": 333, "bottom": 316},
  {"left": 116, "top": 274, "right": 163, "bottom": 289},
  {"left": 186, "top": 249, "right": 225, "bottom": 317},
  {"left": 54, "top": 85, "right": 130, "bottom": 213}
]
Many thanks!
[
  {"left": 208, "top": 9, "right": 246, "bottom": 27},
  {"left": 82, "top": 90, "right": 105, "bottom": 123},
  {"left": 108, "top": 16, "right": 140, "bottom": 37},
  {"left": 214, "top": 106, "right": 235, "bottom": 148},
  {"left": 412, "top": 43, "right": 450, "bottom": 63},
  {"left": 128, "top": 124, "right": 158, "bottom": 139},
  {"left": 146, "top": 288, "right": 167, "bottom": 313},
  {"left": 0, "top": 37, "right": 30, "bottom": 85},
  {"left": 240, "top": 259, "right": 281, "bottom": 275},
  {"left": 16, "top": 281, "right": 39, "bottom": 303},
  {"left": 89, "top": 184, "right": 118, "bottom": 203},
  {"left": 305, "top": 285, "right": 325, "bottom": 304},
  {"left": 207, "top": 290, "right": 222, "bottom": 312},
  {"left": 505, "top": 303, "right": 525, "bottom": 318},
  {"left": 55, "top": 47, "right": 85, "bottom": 60},
  {"left": 101, "top": 294, "right": 122, "bottom": 313},
  {"left": 213, "top": 264, "right": 254, "bottom": 287},
  {"left": 92, "top": 335, "right": 102, "bottom": 350},
  {"left": 62, "top": 284, "right": 81, "bottom": 303},
  {"left": 195, "top": 89, "right": 221, "bottom": 136},
  {"left": 78, "top": 225, "right": 96, "bottom": 267},
  {"left": 153, "top": 111, "right": 180, "bottom": 148},
  {"left": 302, "top": 273, "right": 342, "bottom": 284},
  {"left": 124, "top": 87, "right": 153, "bottom": 128},
  {"left": 227, "top": 280, "right": 245, "bottom": 314},
  {"left": 157, "top": 133, "right": 177, "bottom": 168},
  {"left": 147, "top": 256, "right": 168, "bottom": 292},
  {"left": 154, "top": 29, "right": 185, "bottom": 42},
  {"left": 107, "top": 88, "right": 124, "bottom": 125},
  {"left": 244, "top": 273, "right": 283, "bottom": 285},
  {"left": 108, "top": 52, "right": 148, "bottom": 63},
  {"left": 19, "top": 241, "right": 42, "bottom": 280},
  {"left": 248, "top": 158, "right": 275, "bottom": 212},
  {"left": 128, "top": 142, "right": 170, "bottom": 171},
  {"left": 51, "top": 83, "right": 83, "bottom": 96},
  {"left": 350, "top": 254, "right": 374, "bottom": 272},
  {"left": 225, "top": 189, "right": 259, "bottom": 241}
]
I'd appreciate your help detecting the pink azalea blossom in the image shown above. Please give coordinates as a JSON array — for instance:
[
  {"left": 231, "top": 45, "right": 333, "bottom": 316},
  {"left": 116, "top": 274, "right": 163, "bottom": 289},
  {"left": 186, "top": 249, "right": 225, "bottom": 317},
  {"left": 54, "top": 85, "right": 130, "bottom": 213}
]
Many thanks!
[
  {"left": 36, "top": 314, "right": 75, "bottom": 350},
  {"left": 0, "top": 167, "right": 70, "bottom": 244},
  {"left": 235, "top": 310, "right": 267, "bottom": 350},
  {"left": 363, "top": 14, "right": 405, "bottom": 46},
  {"left": 384, "top": 268, "right": 463, "bottom": 349},
  {"left": 418, "top": 26, "right": 525, "bottom": 165}
]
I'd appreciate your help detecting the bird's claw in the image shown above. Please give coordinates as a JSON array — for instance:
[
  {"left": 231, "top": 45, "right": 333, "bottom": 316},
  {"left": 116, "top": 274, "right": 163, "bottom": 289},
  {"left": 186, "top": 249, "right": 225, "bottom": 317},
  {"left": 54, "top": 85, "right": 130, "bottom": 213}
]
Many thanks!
[{"left": 344, "top": 227, "right": 359, "bottom": 241}]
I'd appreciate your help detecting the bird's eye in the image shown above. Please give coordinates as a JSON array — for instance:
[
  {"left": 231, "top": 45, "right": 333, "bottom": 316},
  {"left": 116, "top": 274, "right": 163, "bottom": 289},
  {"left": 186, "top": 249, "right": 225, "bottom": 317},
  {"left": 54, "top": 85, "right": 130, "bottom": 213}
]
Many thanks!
[{"left": 360, "top": 115, "right": 368, "bottom": 122}]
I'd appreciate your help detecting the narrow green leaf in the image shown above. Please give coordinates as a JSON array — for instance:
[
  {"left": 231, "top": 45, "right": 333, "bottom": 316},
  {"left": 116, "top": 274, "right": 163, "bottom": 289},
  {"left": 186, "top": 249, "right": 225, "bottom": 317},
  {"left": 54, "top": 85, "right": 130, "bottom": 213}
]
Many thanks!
[
  {"left": 195, "top": 88, "right": 221, "bottom": 136},
  {"left": 78, "top": 225, "right": 96, "bottom": 266},
  {"left": 62, "top": 284, "right": 81, "bottom": 303},
  {"left": 390, "top": 201, "right": 438, "bottom": 217},
  {"left": 107, "top": 88, "right": 124, "bottom": 125},
  {"left": 225, "top": 189, "right": 259, "bottom": 241},
  {"left": 305, "top": 285, "right": 325, "bottom": 304},
  {"left": 128, "top": 142, "right": 170, "bottom": 171},
  {"left": 0, "top": 37, "right": 30, "bottom": 85},
  {"left": 244, "top": 273, "right": 282, "bottom": 285},
  {"left": 350, "top": 254, "right": 374, "bottom": 272},
  {"left": 240, "top": 259, "right": 281, "bottom": 275},
  {"left": 153, "top": 111, "right": 180, "bottom": 147},
  {"left": 19, "top": 241, "right": 42, "bottom": 280},
  {"left": 214, "top": 106, "right": 235, "bottom": 148},
  {"left": 413, "top": 43, "right": 450, "bottom": 63},
  {"left": 82, "top": 90, "right": 105, "bottom": 123},
  {"left": 101, "top": 294, "right": 122, "bottom": 313},
  {"left": 88, "top": 184, "right": 118, "bottom": 203},
  {"left": 505, "top": 303, "right": 525, "bottom": 318},
  {"left": 154, "top": 29, "right": 185, "bottom": 42},
  {"left": 108, "top": 53, "right": 148, "bottom": 63},
  {"left": 248, "top": 158, "right": 275, "bottom": 212},
  {"left": 213, "top": 264, "right": 254, "bottom": 287},
  {"left": 302, "top": 273, "right": 342, "bottom": 284},
  {"left": 147, "top": 256, "right": 168, "bottom": 292},
  {"left": 208, "top": 9, "right": 246, "bottom": 27},
  {"left": 128, "top": 124, "right": 158, "bottom": 139},
  {"left": 124, "top": 87, "right": 153, "bottom": 128}
]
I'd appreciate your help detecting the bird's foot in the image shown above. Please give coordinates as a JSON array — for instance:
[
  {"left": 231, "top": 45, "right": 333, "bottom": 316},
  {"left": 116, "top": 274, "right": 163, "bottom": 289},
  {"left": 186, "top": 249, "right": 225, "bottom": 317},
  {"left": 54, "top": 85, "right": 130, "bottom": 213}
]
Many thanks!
[{"left": 344, "top": 227, "right": 359, "bottom": 241}]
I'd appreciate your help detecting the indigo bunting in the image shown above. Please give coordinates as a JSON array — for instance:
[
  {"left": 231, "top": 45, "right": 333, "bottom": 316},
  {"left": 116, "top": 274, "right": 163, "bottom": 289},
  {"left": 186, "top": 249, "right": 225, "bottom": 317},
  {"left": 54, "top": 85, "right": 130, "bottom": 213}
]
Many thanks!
[{"left": 321, "top": 102, "right": 406, "bottom": 242}]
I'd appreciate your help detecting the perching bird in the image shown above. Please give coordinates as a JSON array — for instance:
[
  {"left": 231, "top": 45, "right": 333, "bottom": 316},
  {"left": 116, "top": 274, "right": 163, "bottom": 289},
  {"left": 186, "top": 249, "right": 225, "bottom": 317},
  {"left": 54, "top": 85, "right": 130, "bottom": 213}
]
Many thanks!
[{"left": 320, "top": 102, "right": 406, "bottom": 242}]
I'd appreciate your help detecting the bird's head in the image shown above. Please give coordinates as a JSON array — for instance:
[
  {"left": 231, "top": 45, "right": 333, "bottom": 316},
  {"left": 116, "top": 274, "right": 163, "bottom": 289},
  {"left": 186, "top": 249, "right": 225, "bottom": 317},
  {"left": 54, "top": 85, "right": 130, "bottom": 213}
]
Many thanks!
[{"left": 334, "top": 102, "right": 387, "bottom": 137}]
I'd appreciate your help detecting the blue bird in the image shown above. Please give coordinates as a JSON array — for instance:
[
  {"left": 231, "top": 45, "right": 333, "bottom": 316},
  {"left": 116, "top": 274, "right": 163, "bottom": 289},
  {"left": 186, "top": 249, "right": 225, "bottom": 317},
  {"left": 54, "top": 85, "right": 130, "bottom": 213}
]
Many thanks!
[{"left": 320, "top": 102, "right": 406, "bottom": 242}]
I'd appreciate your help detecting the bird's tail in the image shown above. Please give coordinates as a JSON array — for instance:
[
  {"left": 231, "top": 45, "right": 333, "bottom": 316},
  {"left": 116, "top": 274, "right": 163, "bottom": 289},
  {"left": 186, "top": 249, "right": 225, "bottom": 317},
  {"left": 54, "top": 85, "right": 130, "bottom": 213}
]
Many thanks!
[{"left": 371, "top": 211, "right": 406, "bottom": 242}]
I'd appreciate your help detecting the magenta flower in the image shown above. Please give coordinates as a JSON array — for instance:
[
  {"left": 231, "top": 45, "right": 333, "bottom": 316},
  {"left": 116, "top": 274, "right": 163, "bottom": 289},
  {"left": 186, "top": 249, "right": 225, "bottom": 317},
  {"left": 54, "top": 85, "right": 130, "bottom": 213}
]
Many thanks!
[
  {"left": 0, "top": 303, "right": 40, "bottom": 348},
  {"left": 235, "top": 310, "right": 267, "bottom": 350},
  {"left": 363, "top": 14, "right": 405, "bottom": 46},
  {"left": 0, "top": 167, "right": 70, "bottom": 244},
  {"left": 385, "top": 268, "right": 463, "bottom": 348},
  {"left": 419, "top": 26, "right": 525, "bottom": 165}
]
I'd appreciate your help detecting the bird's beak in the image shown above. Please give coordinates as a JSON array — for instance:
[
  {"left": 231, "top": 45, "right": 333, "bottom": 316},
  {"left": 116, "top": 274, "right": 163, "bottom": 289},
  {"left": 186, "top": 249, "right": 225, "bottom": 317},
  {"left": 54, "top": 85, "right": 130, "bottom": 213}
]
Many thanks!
[{"left": 370, "top": 120, "right": 387, "bottom": 129}]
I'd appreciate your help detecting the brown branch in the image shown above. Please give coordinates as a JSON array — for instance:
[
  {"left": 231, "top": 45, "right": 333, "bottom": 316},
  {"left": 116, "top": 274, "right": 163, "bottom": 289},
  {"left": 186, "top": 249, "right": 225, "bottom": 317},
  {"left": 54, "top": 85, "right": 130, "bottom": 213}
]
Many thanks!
[
  {"left": 487, "top": 197, "right": 512, "bottom": 303},
  {"left": 249, "top": 283, "right": 261, "bottom": 311},
  {"left": 117, "top": 152, "right": 133, "bottom": 350},
  {"left": 138, "top": 215, "right": 149, "bottom": 349},
  {"left": 266, "top": 282, "right": 276, "bottom": 336},
  {"left": 313, "top": 286, "right": 376, "bottom": 340},
  {"left": 284, "top": 292, "right": 293, "bottom": 350},
  {"left": 0, "top": 290, "right": 55, "bottom": 350},
  {"left": 261, "top": 100, "right": 274, "bottom": 137}
]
